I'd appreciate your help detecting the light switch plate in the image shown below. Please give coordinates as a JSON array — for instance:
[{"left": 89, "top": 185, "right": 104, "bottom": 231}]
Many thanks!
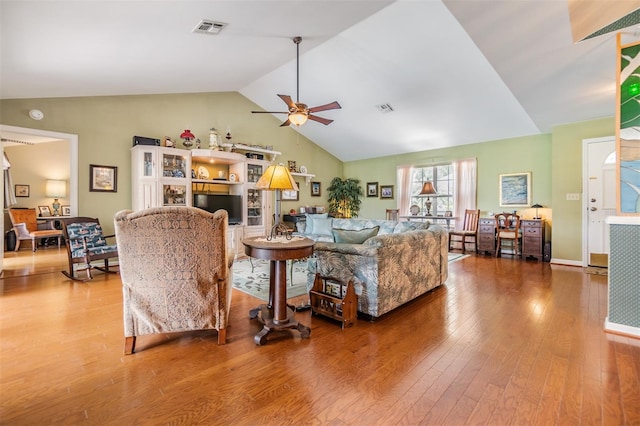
[{"left": 566, "top": 193, "right": 580, "bottom": 201}]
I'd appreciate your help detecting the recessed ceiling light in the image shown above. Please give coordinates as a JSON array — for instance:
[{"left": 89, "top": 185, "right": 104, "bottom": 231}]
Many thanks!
[{"left": 193, "top": 20, "right": 228, "bottom": 35}]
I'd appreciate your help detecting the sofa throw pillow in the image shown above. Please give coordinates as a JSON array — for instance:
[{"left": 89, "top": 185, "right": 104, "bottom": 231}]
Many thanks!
[
  {"left": 313, "top": 218, "right": 333, "bottom": 236},
  {"left": 393, "top": 221, "right": 430, "bottom": 233},
  {"left": 333, "top": 226, "right": 380, "bottom": 244},
  {"left": 305, "top": 213, "right": 328, "bottom": 234}
]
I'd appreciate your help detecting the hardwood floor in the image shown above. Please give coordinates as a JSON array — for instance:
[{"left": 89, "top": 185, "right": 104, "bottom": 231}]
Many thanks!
[{"left": 1, "top": 250, "right": 639, "bottom": 425}]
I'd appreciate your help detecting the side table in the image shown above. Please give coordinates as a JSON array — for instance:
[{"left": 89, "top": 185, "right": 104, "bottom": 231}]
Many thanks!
[{"left": 243, "top": 236, "right": 314, "bottom": 345}]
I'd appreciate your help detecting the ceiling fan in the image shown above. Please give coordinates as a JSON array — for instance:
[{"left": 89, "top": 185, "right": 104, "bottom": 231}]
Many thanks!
[{"left": 251, "top": 36, "right": 341, "bottom": 127}]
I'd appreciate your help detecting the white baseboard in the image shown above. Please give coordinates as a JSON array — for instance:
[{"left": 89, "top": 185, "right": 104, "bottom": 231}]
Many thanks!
[
  {"left": 604, "top": 318, "right": 640, "bottom": 338},
  {"left": 550, "top": 258, "right": 583, "bottom": 267}
]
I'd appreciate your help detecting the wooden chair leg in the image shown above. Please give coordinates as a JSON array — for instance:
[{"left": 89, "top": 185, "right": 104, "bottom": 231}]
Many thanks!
[
  {"left": 461, "top": 235, "right": 467, "bottom": 253},
  {"left": 124, "top": 336, "right": 136, "bottom": 355},
  {"left": 217, "top": 328, "right": 227, "bottom": 345}
]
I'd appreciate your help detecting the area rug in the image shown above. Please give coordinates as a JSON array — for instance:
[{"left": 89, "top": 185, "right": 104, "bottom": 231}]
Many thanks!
[
  {"left": 448, "top": 253, "right": 470, "bottom": 263},
  {"left": 232, "top": 258, "right": 309, "bottom": 301}
]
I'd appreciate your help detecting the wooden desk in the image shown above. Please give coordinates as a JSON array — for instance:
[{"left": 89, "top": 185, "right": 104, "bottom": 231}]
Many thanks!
[
  {"left": 243, "top": 236, "right": 314, "bottom": 345},
  {"left": 477, "top": 218, "right": 546, "bottom": 261},
  {"left": 399, "top": 215, "right": 457, "bottom": 230}
]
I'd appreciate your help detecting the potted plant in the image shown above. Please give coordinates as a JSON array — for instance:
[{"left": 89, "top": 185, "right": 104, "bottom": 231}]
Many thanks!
[{"left": 327, "top": 177, "right": 363, "bottom": 218}]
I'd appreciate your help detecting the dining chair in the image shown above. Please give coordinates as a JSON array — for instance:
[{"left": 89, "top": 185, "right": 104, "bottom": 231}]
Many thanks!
[
  {"left": 448, "top": 209, "right": 480, "bottom": 253},
  {"left": 495, "top": 212, "right": 522, "bottom": 257}
]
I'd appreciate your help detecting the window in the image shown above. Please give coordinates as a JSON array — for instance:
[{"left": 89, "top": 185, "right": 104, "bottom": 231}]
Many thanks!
[{"left": 409, "top": 163, "right": 454, "bottom": 216}]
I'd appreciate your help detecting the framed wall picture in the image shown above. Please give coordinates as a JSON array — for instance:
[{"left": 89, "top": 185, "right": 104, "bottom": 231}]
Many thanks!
[
  {"left": 90, "top": 164, "right": 118, "bottom": 192},
  {"left": 380, "top": 185, "right": 394, "bottom": 199},
  {"left": 282, "top": 189, "right": 299, "bottom": 201},
  {"left": 62, "top": 205, "right": 71, "bottom": 216},
  {"left": 499, "top": 172, "right": 531, "bottom": 207},
  {"left": 38, "top": 206, "right": 52, "bottom": 217},
  {"left": 367, "top": 182, "right": 379, "bottom": 197},
  {"left": 311, "top": 181, "right": 321, "bottom": 197},
  {"left": 287, "top": 160, "right": 297, "bottom": 172},
  {"left": 15, "top": 184, "right": 30, "bottom": 197}
]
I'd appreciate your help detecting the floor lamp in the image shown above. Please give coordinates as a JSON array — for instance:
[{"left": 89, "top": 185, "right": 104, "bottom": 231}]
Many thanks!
[
  {"left": 255, "top": 164, "right": 299, "bottom": 240},
  {"left": 419, "top": 181, "right": 438, "bottom": 216}
]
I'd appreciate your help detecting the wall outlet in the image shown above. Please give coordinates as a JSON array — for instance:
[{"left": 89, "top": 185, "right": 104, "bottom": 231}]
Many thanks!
[{"left": 566, "top": 193, "right": 580, "bottom": 201}]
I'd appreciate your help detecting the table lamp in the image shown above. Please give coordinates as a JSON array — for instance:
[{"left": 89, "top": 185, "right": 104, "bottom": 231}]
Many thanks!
[
  {"left": 418, "top": 181, "right": 438, "bottom": 216},
  {"left": 255, "top": 164, "right": 299, "bottom": 240},
  {"left": 46, "top": 179, "right": 66, "bottom": 216},
  {"left": 532, "top": 203, "right": 543, "bottom": 219}
]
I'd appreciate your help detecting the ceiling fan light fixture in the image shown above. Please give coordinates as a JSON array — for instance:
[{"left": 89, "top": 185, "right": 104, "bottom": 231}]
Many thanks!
[{"left": 289, "top": 111, "right": 308, "bottom": 126}]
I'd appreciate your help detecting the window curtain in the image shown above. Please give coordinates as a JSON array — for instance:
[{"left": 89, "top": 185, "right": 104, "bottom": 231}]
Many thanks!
[
  {"left": 4, "top": 152, "right": 17, "bottom": 208},
  {"left": 452, "top": 158, "right": 477, "bottom": 230},
  {"left": 396, "top": 164, "right": 414, "bottom": 216}
]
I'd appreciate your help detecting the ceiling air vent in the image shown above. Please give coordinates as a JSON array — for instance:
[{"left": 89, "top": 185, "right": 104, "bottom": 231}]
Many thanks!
[
  {"left": 193, "top": 20, "right": 228, "bottom": 35},
  {"left": 376, "top": 103, "right": 394, "bottom": 113}
]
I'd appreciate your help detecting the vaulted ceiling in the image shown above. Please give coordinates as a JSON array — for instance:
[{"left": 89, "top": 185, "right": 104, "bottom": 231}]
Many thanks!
[{"left": 1, "top": 1, "right": 639, "bottom": 161}]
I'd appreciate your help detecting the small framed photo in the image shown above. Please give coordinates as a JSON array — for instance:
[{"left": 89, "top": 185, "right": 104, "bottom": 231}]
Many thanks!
[
  {"left": 38, "top": 206, "right": 52, "bottom": 217},
  {"left": 499, "top": 172, "right": 531, "bottom": 207},
  {"left": 282, "top": 188, "right": 299, "bottom": 201},
  {"left": 15, "top": 184, "right": 30, "bottom": 197},
  {"left": 311, "top": 181, "right": 321, "bottom": 197},
  {"left": 380, "top": 185, "right": 394, "bottom": 199},
  {"left": 288, "top": 160, "right": 297, "bottom": 172},
  {"left": 367, "top": 182, "right": 379, "bottom": 197},
  {"left": 62, "top": 205, "right": 71, "bottom": 216},
  {"left": 445, "top": 210, "right": 453, "bottom": 217},
  {"left": 90, "top": 164, "right": 118, "bottom": 192}
]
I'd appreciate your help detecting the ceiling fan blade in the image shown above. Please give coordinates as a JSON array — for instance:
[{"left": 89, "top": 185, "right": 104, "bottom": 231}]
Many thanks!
[
  {"left": 277, "top": 94, "right": 297, "bottom": 110},
  {"left": 308, "top": 114, "right": 333, "bottom": 125},
  {"left": 251, "top": 110, "right": 288, "bottom": 114},
  {"left": 309, "top": 101, "right": 341, "bottom": 113},
  {"left": 280, "top": 118, "right": 292, "bottom": 127}
]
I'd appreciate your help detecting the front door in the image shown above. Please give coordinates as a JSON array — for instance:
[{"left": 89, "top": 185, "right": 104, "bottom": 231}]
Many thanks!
[{"left": 585, "top": 137, "right": 616, "bottom": 267}]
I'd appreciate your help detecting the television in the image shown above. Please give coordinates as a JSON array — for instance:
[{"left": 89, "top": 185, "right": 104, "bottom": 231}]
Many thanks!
[{"left": 193, "top": 194, "right": 243, "bottom": 225}]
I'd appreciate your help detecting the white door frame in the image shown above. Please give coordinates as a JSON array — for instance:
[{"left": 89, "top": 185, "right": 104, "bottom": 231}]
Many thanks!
[
  {"left": 581, "top": 135, "right": 615, "bottom": 267},
  {"left": 1, "top": 125, "right": 78, "bottom": 272}
]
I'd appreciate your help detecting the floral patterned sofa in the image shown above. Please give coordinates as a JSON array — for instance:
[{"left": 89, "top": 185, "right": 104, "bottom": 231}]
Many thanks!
[{"left": 295, "top": 215, "right": 449, "bottom": 318}]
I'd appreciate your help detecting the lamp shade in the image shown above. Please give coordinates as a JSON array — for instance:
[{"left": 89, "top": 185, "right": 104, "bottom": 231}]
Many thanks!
[
  {"left": 418, "top": 181, "right": 438, "bottom": 196},
  {"left": 254, "top": 164, "right": 299, "bottom": 191},
  {"left": 180, "top": 129, "right": 195, "bottom": 140},
  {"left": 289, "top": 111, "right": 308, "bottom": 126},
  {"left": 46, "top": 180, "right": 66, "bottom": 198},
  {"left": 531, "top": 203, "right": 543, "bottom": 208}
]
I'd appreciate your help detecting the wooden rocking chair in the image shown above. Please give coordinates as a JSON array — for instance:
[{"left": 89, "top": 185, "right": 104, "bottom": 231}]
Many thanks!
[{"left": 60, "top": 217, "right": 119, "bottom": 281}]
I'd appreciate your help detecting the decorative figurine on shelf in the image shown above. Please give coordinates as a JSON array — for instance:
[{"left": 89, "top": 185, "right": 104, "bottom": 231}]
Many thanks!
[
  {"left": 194, "top": 138, "right": 201, "bottom": 149},
  {"left": 209, "top": 127, "right": 220, "bottom": 150},
  {"left": 180, "top": 129, "right": 195, "bottom": 148},
  {"left": 163, "top": 136, "right": 174, "bottom": 148}
]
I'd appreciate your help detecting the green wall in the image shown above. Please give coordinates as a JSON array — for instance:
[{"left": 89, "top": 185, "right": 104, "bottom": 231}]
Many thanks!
[
  {"left": 345, "top": 133, "right": 552, "bottom": 220},
  {"left": 1, "top": 92, "right": 343, "bottom": 234}
]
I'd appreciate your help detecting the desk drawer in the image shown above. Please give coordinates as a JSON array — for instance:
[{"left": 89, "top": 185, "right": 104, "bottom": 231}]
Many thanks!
[
  {"left": 521, "top": 220, "right": 542, "bottom": 228},
  {"left": 479, "top": 225, "right": 495, "bottom": 233},
  {"left": 523, "top": 226, "right": 542, "bottom": 236}
]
